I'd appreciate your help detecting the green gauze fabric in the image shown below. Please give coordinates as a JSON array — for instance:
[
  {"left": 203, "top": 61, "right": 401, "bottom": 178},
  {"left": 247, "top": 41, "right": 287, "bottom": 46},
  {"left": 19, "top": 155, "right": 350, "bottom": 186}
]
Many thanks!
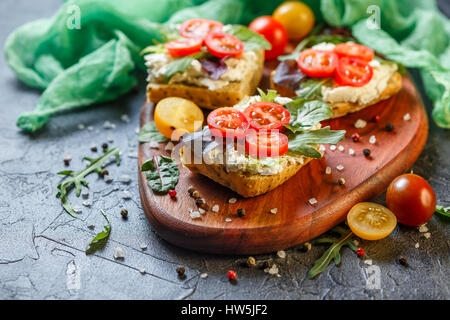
[{"left": 4, "top": 0, "right": 450, "bottom": 131}]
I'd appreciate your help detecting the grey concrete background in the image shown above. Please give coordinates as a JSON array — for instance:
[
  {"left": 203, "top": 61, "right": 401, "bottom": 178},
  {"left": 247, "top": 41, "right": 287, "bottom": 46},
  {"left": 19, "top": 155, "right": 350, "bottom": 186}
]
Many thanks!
[{"left": 0, "top": 0, "right": 448, "bottom": 300}]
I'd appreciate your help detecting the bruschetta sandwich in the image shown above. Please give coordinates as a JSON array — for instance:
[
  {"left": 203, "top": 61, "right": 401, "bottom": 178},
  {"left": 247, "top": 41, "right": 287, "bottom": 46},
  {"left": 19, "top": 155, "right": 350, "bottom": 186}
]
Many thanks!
[
  {"left": 180, "top": 89, "right": 345, "bottom": 197},
  {"left": 143, "top": 19, "right": 271, "bottom": 109},
  {"left": 271, "top": 40, "right": 403, "bottom": 118}
]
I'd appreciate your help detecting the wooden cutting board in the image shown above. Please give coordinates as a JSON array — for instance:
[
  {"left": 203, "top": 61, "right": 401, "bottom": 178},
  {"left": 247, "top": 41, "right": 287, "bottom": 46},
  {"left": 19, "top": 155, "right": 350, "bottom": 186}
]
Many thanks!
[{"left": 138, "top": 67, "right": 428, "bottom": 255}]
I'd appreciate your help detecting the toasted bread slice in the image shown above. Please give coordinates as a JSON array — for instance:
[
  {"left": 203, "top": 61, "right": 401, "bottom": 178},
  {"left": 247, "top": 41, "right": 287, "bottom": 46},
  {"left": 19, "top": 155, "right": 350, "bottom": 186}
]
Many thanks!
[
  {"left": 147, "top": 51, "right": 264, "bottom": 110},
  {"left": 181, "top": 146, "right": 314, "bottom": 198},
  {"left": 270, "top": 71, "right": 403, "bottom": 118}
]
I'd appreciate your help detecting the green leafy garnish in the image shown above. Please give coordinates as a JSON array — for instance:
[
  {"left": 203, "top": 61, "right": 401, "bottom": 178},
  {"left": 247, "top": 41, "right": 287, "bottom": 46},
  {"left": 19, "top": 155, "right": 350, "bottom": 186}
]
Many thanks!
[
  {"left": 285, "top": 99, "right": 333, "bottom": 132},
  {"left": 223, "top": 25, "right": 271, "bottom": 51},
  {"left": 287, "top": 127, "right": 346, "bottom": 158},
  {"left": 435, "top": 205, "right": 450, "bottom": 217},
  {"left": 162, "top": 52, "right": 208, "bottom": 83},
  {"left": 141, "top": 155, "right": 179, "bottom": 194},
  {"left": 140, "top": 43, "right": 166, "bottom": 56},
  {"left": 257, "top": 88, "right": 280, "bottom": 103},
  {"left": 279, "top": 34, "right": 353, "bottom": 61},
  {"left": 85, "top": 210, "right": 111, "bottom": 255},
  {"left": 56, "top": 147, "right": 121, "bottom": 218},
  {"left": 296, "top": 78, "right": 332, "bottom": 100},
  {"left": 308, "top": 226, "right": 358, "bottom": 279},
  {"left": 138, "top": 121, "right": 169, "bottom": 143}
]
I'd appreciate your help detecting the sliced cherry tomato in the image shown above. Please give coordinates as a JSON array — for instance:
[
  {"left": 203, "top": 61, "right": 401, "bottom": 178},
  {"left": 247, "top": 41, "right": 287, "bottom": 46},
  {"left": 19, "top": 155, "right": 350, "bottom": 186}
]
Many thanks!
[
  {"left": 347, "top": 202, "right": 397, "bottom": 241},
  {"left": 245, "top": 130, "right": 289, "bottom": 158},
  {"left": 386, "top": 174, "right": 436, "bottom": 227},
  {"left": 334, "top": 57, "right": 373, "bottom": 87},
  {"left": 179, "top": 19, "right": 223, "bottom": 40},
  {"left": 334, "top": 43, "right": 374, "bottom": 62},
  {"left": 204, "top": 32, "right": 244, "bottom": 58},
  {"left": 164, "top": 37, "right": 203, "bottom": 57},
  {"left": 207, "top": 107, "right": 249, "bottom": 139},
  {"left": 249, "top": 16, "right": 288, "bottom": 60},
  {"left": 243, "top": 102, "right": 291, "bottom": 131},
  {"left": 297, "top": 49, "right": 338, "bottom": 78}
]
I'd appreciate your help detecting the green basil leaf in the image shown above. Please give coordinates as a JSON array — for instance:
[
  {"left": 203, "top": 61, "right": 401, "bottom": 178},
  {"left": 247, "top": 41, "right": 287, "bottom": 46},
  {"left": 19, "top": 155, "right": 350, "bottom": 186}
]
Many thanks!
[
  {"left": 138, "top": 121, "right": 169, "bottom": 143},
  {"left": 296, "top": 78, "right": 331, "bottom": 100},
  {"left": 257, "top": 88, "right": 280, "bottom": 103},
  {"left": 286, "top": 99, "right": 333, "bottom": 132},
  {"left": 141, "top": 155, "right": 179, "bottom": 194},
  {"left": 163, "top": 57, "right": 194, "bottom": 83},
  {"left": 435, "top": 205, "right": 450, "bottom": 218},
  {"left": 287, "top": 126, "right": 346, "bottom": 158},
  {"left": 85, "top": 210, "right": 111, "bottom": 255},
  {"left": 223, "top": 25, "right": 271, "bottom": 51},
  {"left": 279, "top": 34, "right": 353, "bottom": 61}
]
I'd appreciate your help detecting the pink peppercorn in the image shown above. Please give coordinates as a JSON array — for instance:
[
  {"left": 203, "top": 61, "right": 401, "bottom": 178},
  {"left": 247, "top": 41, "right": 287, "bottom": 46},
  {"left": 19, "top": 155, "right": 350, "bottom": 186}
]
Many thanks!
[
  {"left": 227, "top": 270, "right": 237, "bottom": 280},
  {"left": 351, "top": 133, "right": 361, "bottom": 142},
  {"left": 168, "top": 190, "right": 177, "bottom": 198},
  {"left": 356, "top": 248, "right": 365, "bottom": 257}
]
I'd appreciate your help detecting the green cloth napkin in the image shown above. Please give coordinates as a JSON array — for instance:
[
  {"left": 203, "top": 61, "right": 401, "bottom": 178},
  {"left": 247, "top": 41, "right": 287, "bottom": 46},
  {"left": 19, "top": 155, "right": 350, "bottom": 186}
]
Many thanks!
[{"left": 4, "top": 0, "right": 450, "bottom": 131}]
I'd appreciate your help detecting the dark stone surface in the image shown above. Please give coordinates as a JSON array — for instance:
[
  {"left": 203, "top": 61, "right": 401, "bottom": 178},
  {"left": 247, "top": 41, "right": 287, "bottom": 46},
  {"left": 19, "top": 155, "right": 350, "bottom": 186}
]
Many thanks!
[{"left": 0, "top": 0, "right": 448, "bottom": 300}]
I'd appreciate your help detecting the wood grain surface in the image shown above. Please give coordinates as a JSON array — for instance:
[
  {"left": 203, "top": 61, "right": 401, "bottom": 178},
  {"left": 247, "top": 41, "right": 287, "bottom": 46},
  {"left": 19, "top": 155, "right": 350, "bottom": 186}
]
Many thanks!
[{"left": 138, "top": 72, "right": 428, "bottom": 255}]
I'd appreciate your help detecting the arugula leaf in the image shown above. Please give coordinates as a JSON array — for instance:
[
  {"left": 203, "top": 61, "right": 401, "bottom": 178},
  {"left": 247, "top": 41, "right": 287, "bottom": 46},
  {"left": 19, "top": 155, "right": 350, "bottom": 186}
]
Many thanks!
[
  {"left": 56, "top": 147, "right": 121, "bottom": 218},
  {"left": 162, "top": 52, "right": 209, "bottom": 83},
  {"left": 85, "top": 210, "right": 111, "bottom": 255},
  {"left": 257, "top": 88, "right": 280, "bottom": 103},
  {"left": 435, "top": 205, "right": 450, "bottom": 217},
  {"left": 296, "top": 78, "right": 332, "bottom": 100},
  {"left": 287, "top": 127, "right": 346, "bottom": 158},
  {"left": 223, "top": 25, "right": 271, "bottom": 51},
  {"left": 308, "top": 226, "right": 357, "bottom": 279},
  {"left": 139, "top": 121, "right": 169, "bottom": 143},
  {"left": 285, "top": 99, "right": 333, "bottom": 132},
  {"left": 141, "top": 155, "right": 179, "bottom": 194},
  {"left": 279, "top": 34, "right": 353, "bottom": 61}
]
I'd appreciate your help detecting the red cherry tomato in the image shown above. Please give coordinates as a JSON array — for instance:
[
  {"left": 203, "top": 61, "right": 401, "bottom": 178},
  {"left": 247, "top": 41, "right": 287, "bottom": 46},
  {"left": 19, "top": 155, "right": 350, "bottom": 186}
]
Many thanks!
[
  {"left": 179, "top": 19, "right": 223, "bottom": 40},
  {"left": 335, "top": 57, "right": 373, "bottom": 87},
  {"left": 204, "top": 32, "right": 244, "bottom": 58},
  {"left": 297, "top": 49, "right": 338, "bottom": 78},
  {"left": 245, "top": 130, "right": 289, "bottom": 158},
  {"left": 334, "top": 43, "right": 374, "bottom": 62},
  {"left": 249, "top": 16, "right": 288, "bottom": 60},
  {"left": 386, "top": 174, "right": 436, "bottom": 227},
  {"left": 243, "top": 102, "right": 291, "bottom": 131},
  {"left": 164, "top": 37, "right": 203, "bottom": 57},
  {"left": 207, "top": 107, "right": 249, "bottom": 139}
]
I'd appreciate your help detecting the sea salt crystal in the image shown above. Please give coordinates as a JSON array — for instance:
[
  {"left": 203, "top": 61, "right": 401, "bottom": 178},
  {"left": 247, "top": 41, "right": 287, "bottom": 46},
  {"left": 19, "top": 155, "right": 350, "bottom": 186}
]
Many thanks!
[
  {"left": 349, "top": 148, "right": 355, "bottom": 156},
  {"left": 338, "top": 145, "right": 345, "bottom": 152},
  {"left": 418, "top": 225, "right": 428, "bottom": 233},
  {"left": 354, "top": 119, "right": 367, "bottom": 128},
  {"left": 103, "top": 121, "right": 114, "bottom": 129},
  {"left": 190, "top": 210, "right": 201, "bottom": 219},
  {"left": 309, "top": 198, "right": 318, "bottom": 205},
  {"left": 329, "top": 145, "right": 337, "bottom": 151},
  {"left": 364, "top": 259, "right": 373, "bottom": 265},
  {"left": 403, "top": 113, "right": 411, "bottom": 121},
  {"left": 211, "top": 205, "right": 220, "bottom": 212},
  {"left": 73, "top": 206, "right": 82, "bottom": 213},
  {"left": 277, "top": 250, "right": 286, "bottom": 259},
  {"left": 107, "top": 136, "right": 114, "bottom": 143},
  {"left": 113, "top": 185, "right": 120, "bottom": 191},
  {"left": 78, "top": 123, "right": 85, "bottom": 130},
  {"left": 135, "top": 127, "right": 140, "bottom": 134},
  {"left": 165, "top": 141, "right": 174, "bottom": 151},
  {"left": 424, "top": 233, "right": 431, "bottom": 239},
  {"left": 325, "top": 166, "right": 332, "bottom": 175},
  {"left": 104, "top": 175, "right": 113, "bottom": 184},
  {"left": 82, "top": 200, "right": 91, "bottom": 207},
  {"left": 319, "top": 145, "right": 326, "bottom": 152},
  {"left": 200, "top": 273, "right": 208, "bottom": 279},
  {"left": 140, "top": 243, "right": 148, "bottom": 250},
  {"left": 139, "top": 268, "right": 146, "bottom": 274},
  {"left": 336, "top": 165, "right": 344, "bottom": 171},
  {"left": 87, "top": 126, "right": 94, "bottom": 132},
  {"left": 415, "top": 243, "right": 420, "bottom": 249},
  {"left": 266, "top": 264, "right": 279, "bottom": 275},
  {"left": 198, "top": 208, "right": 206, "bottom": 214},
  {"left": 270, "top": 208, "right": 278, "bottom": 214},
  {"left": 228, "top": 198, "right": 237, "bottom": 204},
  {"left": 119, "top": 175, "right": 131, "bottom": 184},
  {"left": 121, "top": 191, "right": 132, "bottom": 199},
  {"left": 369, "top": 135, "right": 376, "bottom": 144},
  {"left": 225, "top": 218, "right": 232, "bottom": 222},
  {"left": 114, "top": 247, "right": 125, "bottom": 260},
  {"left": 120, "top": 114, "right": 130, "bottom": 123}
]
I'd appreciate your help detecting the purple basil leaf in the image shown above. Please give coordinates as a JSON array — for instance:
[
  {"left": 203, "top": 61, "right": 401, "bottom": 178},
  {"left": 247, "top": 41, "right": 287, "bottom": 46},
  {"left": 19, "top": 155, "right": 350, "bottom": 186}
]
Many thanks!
[
  {"left": 273, "top": 60, "right": 306, "bottom": 91},
  {"left": 200, "top": 57, "right": 228, "bottom": 80}
]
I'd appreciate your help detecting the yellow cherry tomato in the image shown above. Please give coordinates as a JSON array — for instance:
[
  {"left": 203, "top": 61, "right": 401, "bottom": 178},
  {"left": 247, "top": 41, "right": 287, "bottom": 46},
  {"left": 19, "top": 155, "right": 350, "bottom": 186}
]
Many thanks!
[
  {"left": 154, "top": 97, "right": 204, "bottom": 139},
  {"left": 347, "top": 202, "right": 397, "bottom": 241},
  {"left": 273, "top": 1, "right": 315, "bottom": 40}
]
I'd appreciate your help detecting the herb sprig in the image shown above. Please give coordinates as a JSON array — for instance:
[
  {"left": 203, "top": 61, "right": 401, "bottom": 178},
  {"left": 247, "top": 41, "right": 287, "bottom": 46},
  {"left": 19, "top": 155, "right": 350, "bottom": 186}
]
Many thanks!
[
  {"left": 308, "top": 225, "right": 357, "bottom": 279},
  {"left": 56, "top": 147, "right": 121, "bottom": 217},
  {"left": 141, "top": 155, "right": 179, "bottom": 194},
  {"left": 85, "top": 210, "right": 111, "bottom": 255},
  {"left": 436, "top": 205, "right": 450, "bottom": 218}
]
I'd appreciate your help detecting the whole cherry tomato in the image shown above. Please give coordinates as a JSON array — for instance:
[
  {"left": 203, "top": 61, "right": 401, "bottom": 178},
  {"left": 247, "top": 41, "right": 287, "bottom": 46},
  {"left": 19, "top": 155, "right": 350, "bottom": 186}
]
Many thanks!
[
  {"left": 249, "top": 16, "right": 288, "bottom": 60},
  {"left": 273, "top": 1, "right": 315, "bottom": 40},
  {"left": 386, "top": 174, "right": 436, "bottom": 227}
]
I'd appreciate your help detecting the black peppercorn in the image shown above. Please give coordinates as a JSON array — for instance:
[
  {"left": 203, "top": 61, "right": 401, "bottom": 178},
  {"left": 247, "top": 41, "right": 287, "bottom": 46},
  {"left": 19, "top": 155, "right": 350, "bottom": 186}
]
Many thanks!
[
  {"left": 338, "top": 178, "right": 346, "bottom": 185},
  {"left": 176, "top": 266, "right": 186, "bottom": 279},
  {"left": 102, "top": 143, "right": 108, "bottom": 151},
  {"left": 120, "top": 208, "right": 128, "bottom": 219},
  {"left": 63, "top": 158, "right": 71, "bottom": 166},
  {"left": 195, "top": 198, "right": 206, "bottom": 206},
  {"left": 237, "top": 208, "right": 246, "bottom": 217},
  {"left": 91, "top": 146, "right": 98, "bottom": 152},
  {"left": 399, "top": 256, "right": 409, "bottom": 267},
  {"left": 363, "top": 148, "right": 371, "bottom": 157},
  {"left": 385, "top": 123, "right": 394, "bottom": 132},
  {"left": 246, "top": 256, "right": 256, "bottom": 267},
  {"left": 187, "top": 186, "right": 196, "bottom": 195},
  {"left": 100, "top": 169, "right": 109, "bottom": 178}
]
